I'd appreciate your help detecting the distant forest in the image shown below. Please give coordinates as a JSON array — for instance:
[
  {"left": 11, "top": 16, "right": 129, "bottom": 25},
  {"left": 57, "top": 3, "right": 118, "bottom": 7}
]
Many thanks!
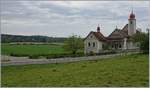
[{"left": 1, "top": 34, "right": 67, "bottom": 43}]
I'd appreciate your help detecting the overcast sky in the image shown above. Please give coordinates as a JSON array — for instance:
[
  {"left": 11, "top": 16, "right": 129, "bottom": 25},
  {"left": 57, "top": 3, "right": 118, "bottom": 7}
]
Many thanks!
[{"left": 1, "top": 1, "right": 150, "bottom": 37}]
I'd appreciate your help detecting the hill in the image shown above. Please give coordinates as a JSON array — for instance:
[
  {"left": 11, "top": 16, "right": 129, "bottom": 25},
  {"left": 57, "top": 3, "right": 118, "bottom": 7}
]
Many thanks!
[{"left": 1, "top": 34, "right": 66, "bottom": 43}]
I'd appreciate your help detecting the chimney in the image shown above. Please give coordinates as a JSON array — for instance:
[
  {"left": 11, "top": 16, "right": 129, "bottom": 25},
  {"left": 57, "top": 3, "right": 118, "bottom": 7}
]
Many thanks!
[{"left": 97, "top": 24, "right": 100, "bottom": 32}]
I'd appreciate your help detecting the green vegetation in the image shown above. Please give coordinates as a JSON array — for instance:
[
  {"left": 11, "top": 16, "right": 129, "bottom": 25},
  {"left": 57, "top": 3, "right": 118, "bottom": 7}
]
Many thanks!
[
  {"left": 46, "top": 53, "right": 84, "bottom": 59},
  {"left": 63, "top": 35, "right": 84, "bottom": 54},
  {"left": 1, "top": 43, "right": 84, "bottom": 58},
  {"left": 1, "top": 54, "right": 149, "bottom": 87},
  {"left": 1, "top": 43, "right": 69, "bottom": 56},
  {"left": 2, "top": 34, "right": 66, "bottom": 43},
  {"left": 132, "top": 32, "right": 149, "bottom": 53}
]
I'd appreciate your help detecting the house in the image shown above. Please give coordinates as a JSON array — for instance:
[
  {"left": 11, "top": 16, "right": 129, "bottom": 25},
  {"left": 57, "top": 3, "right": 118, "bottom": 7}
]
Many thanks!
[{"left": 84, "top": 11, "right": 141, "bottom": 54}]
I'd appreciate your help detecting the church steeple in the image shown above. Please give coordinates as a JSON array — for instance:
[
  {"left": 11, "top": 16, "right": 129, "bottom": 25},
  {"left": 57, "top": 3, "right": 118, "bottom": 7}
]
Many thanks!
[
  {"left": 97, "top": 24, "right": 100, "bottom": 32},
  {"left": 128, "top": 10, "right": 136, "bottom": 36},
  {"left": 129, "top": 10, "right": 135, "bottom": 19}
]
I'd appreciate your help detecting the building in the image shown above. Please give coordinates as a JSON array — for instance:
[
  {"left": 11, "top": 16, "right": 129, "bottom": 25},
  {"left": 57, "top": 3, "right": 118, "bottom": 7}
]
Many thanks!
[{"left": 84, "top": 11, "right": 140, "bottom": 54}]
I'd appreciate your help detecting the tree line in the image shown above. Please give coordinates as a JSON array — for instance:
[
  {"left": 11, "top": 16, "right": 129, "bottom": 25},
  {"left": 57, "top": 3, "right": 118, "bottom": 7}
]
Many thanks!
[{"left": 1, "top": 34, "right": 66, "bottom": 43}]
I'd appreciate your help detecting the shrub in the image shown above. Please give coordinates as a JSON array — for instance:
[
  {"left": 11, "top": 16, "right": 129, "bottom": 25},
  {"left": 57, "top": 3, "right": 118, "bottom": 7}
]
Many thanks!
[
  {"left": 89, "top": 51, "right": 95, "bottom": 56},
  {"left": 132, "top": 32, "right": 149, "bottom": 54},
  {"left": 10, "top": 53, "right": 28, "bottom": 57},
  {"left": 29, "top": 55, "right": 41, "bottom": 59},
  {"left": 96, "top": 50, "right": 116, "bottom": 55},
  {"left": 46, "top": 53, "right": 84, "bottom": 59}
]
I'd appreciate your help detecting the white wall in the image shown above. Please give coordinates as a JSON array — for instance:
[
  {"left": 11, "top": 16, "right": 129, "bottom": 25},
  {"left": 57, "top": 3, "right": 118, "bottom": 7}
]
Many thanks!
[
  {"left": 84, "top": 33, "right": 103, "bottom": 54},
  {"left": 128, "top": 19, "right": 136, "bottom": 36},
  {"left": 126, "top": 41, "right": 139, "bottom": 49},
  {"left": 123, "top": 38, "right": 127, "bottom": 50}
]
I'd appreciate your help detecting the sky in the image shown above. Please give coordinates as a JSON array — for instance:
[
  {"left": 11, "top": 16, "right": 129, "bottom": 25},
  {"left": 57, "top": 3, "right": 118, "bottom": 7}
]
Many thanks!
[{"left": 1, "top": 1, "right": 150, "bottom": 37}]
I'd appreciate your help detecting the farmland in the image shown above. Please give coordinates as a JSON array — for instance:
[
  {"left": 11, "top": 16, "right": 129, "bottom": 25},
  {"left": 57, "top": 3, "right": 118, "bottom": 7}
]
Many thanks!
[
  {"left": 1, "top": 54, "right": 149, "bottom": 87},
  {"left": 1, "top": 43, "right": 72, "bottom": 56}
]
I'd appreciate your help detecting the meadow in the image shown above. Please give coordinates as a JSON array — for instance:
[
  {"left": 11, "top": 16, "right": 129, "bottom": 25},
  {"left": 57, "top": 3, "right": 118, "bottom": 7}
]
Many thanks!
[
  {"left": 1, "top": 43, "right": 70, "bottom": 56},
  {"left": 1, "top": 54, "right": 149, "bottom": 87}
]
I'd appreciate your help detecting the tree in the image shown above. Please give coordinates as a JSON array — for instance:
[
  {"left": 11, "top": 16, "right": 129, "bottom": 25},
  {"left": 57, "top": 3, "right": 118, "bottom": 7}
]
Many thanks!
[
  {"left": 132, "top": 32, "right": 147, "bottom": 42},
  {"left": 63, "top": 35, "right": 84, "bottom": 54},
  {"left": 132, "top": 31, "right": 149, "bottom": 53}
]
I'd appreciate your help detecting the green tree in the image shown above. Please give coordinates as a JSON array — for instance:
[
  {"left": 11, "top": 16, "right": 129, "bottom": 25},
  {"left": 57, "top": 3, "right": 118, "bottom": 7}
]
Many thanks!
[
  {"left": 132, "top": 32, "right": 147, "bottom": 42},
  {"left": 132, "top": 31, "right": 149, "bottom": 53},
  {"left": 63, "top": 35, "right": 84, "bottom": 54}
]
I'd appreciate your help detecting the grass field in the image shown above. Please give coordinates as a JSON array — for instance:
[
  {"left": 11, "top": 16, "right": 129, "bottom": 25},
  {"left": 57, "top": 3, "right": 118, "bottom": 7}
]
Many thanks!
[
  {"left": 1, "top": 43, "right": 70, "bottom": 55},
  {"left": 1, "top": 54, "right": 149, "bottom": 87}
]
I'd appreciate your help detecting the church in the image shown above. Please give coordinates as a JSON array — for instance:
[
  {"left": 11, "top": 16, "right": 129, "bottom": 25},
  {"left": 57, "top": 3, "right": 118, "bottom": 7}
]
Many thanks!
[{"left": 84, "top": 11, "right": 141, "bottom": 54}]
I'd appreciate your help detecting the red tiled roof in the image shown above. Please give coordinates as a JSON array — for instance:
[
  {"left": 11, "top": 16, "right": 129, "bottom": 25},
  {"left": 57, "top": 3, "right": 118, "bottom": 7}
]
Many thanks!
[
  {"left": 84, "top": 31, "right": 107, "bottom": 42},
  {"left": 92, "top": 32, "right": 107, "bottom": 42}
]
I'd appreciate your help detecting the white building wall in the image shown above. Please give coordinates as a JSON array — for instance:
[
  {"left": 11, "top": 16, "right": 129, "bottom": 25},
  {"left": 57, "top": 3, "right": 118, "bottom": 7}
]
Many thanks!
[
  {"left": 98, "top": 40, "right": 103, "bottom": 51},
  {"left": 84, "top": 33, "right": 103, "bottom": 54},
  {"left": 128, "top": 19, "right": 136, "bottom": 36},
  {"left": 123, "top": 38, "right": 127, "bottom": 50},
  {"left": 126, "top": 41, "right": 139, "bottom": 49}
]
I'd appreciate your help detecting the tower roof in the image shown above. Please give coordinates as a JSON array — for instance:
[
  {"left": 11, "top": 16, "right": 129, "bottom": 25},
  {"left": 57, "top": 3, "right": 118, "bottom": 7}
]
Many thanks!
[
  {"left": 129, "top": 10, "right": 135, "bottom": 19},
  {"left": 97, "top": 24, "right": 100, "bottom": 32}
]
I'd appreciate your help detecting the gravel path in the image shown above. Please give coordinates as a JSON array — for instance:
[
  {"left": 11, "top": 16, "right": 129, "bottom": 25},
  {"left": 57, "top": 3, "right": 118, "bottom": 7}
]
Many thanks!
[
  {"left": 1, "top": 52, "right": 138, "bottom": 66},
  {"left": 1, "top": 54, "right": 120, "bottom": 66}
]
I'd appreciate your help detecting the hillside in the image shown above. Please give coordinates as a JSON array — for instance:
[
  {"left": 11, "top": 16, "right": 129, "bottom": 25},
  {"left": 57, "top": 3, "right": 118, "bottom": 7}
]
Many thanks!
[{"left": 1, "top": 34, "right": 66, "bottom": 43}]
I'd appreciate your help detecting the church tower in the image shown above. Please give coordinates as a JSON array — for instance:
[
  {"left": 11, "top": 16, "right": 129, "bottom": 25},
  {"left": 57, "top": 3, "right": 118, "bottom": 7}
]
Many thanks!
[{"left": 128, "top": 11, "right": 136, "bottom": 36}]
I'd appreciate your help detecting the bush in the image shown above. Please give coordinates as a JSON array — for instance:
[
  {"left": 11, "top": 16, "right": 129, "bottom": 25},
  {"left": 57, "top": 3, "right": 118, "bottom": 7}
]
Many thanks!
[
  {"left": 132, "top": 32, "right": 149, "bottom": 54},
  {"left": 140, "top": 37, "right": 149, "bottom": 54},
  {"left": 46, "top": 53, "right": 84, "bottom": 59},
  {"left": 9, "top": 52, "right": 84, "bottom": 59},
  {"left": 10, "top": 53, "right": 28, "bottom": 57},
  {"left": 96, "top": 50, "right": 116, "bottom": 55},
  {"left": 89, "top": 51, "right": 95, "bottom": 56},
  {"left": 29, "top": 55, "right": 41, "bottom": 59}
]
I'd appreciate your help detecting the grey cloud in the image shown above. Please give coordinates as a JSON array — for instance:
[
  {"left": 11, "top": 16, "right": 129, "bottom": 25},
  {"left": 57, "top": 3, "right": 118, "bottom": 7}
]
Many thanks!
[{"left": 1, "top": 1, "right": 150, "bottom": 37}]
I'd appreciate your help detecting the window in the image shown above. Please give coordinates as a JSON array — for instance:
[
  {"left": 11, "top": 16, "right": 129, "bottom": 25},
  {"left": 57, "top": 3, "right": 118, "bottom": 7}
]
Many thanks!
[
  {"left": 88, "top": 42, "right": 90, "bottom": 47},
  {"left": 130, "top": 21, "right": 132, "bottom": 24},
  {"left": 90, "top": 36, "right": 93, "bottom": 38},
  {"left": 119, "top": 44, "right": 121, "bottom": 48},
  {"left": 93, "top": 42, "right": 95, "bottom": 47}
]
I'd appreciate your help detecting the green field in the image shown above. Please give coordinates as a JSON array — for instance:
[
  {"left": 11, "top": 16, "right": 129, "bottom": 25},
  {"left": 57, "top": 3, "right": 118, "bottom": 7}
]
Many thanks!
[
  {"left": 1, "top": 43, "right": 70, "bottom": 55},
  {"left": 1, "top": 54, "right": 149, "bottom": 87}
]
